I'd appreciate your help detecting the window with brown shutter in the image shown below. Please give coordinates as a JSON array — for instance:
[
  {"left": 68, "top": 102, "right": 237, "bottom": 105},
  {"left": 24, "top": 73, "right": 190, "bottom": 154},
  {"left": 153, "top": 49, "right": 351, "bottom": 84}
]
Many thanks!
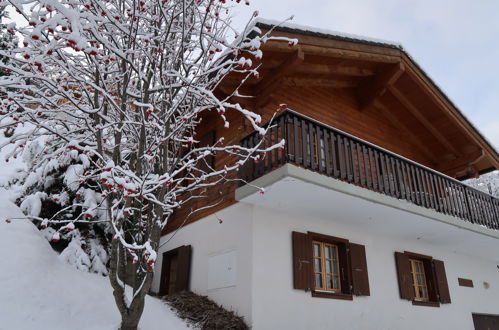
[
  {"left": 394, "top": 251, "right": 451, "bottom": 307},
  {"left": 292, "top": 231, "right": 370, "bottom": 300}
]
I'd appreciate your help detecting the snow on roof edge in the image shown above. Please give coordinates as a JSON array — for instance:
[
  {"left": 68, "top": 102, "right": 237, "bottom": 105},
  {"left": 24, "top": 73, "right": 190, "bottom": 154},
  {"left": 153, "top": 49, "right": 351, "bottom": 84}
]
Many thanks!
[
  {"left": 253, "top": 18, "right": 403, "bottom": 50},
  {"left": 253, "top": 17, "right": 499, "bottom": 159}
]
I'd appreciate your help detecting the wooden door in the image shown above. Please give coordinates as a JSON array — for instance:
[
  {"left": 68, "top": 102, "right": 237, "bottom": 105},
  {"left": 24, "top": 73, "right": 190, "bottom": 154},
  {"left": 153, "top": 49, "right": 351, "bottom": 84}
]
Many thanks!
[
  {"left": 159, "top": 245, "right": 192, "bottom": 296},
  {"left": 472, "top": 313, "right": 499, "bottom": 330}
]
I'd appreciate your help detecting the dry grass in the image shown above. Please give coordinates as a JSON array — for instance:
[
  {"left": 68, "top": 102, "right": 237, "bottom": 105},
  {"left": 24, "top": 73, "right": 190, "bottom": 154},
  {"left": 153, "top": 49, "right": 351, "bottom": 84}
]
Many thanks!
[{"left": 163, "top": 291, "right": 248, "bottom": 330}]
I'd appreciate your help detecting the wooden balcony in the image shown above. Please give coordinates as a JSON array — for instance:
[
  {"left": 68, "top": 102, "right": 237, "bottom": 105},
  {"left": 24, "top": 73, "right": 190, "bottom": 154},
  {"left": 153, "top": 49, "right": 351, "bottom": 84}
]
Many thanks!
[{"left": 240, "top": 110, "right": 499, "bottom": 231}]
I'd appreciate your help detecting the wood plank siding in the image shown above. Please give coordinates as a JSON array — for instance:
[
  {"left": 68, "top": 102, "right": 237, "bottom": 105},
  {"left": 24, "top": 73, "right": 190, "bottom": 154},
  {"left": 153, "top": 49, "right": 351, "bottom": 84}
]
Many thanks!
[{"left": 162, "top": 23, "right": 499, "bottom": 234}]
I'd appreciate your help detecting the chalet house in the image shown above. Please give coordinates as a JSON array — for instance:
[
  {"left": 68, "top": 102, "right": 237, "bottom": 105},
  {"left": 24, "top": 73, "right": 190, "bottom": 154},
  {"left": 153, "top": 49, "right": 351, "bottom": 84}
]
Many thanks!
[{"left": 151, "top": 19, "right": 499, "bottom": 330}]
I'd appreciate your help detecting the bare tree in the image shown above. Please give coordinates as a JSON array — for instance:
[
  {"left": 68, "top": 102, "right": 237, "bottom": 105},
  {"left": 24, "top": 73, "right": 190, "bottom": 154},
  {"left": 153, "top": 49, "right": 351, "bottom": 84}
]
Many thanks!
[{"left": 0, "top": 1, "right": 292, "bottom": 329}]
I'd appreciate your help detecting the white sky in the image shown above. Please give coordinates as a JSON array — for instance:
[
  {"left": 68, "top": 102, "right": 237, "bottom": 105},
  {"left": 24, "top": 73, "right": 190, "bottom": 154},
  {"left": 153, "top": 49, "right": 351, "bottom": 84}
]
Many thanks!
[{"left": 232, "top": 0, "right": 499, "bottom": 150}]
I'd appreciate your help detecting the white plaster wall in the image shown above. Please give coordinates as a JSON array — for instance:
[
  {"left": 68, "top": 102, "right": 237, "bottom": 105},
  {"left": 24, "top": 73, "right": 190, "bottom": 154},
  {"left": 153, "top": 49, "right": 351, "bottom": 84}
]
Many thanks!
[
  {"left": 250, "top": 206, "right": 499, "bottom": 330},
  {"left": 151, "top": 203, "right": 254, "bottom": 323}
]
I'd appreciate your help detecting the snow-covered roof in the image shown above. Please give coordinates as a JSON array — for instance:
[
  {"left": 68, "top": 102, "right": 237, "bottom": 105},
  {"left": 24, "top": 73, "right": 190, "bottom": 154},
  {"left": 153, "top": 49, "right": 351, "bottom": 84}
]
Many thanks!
[
  {"left": 253, "top": 18, "right": 403, "bottom": 50},
  {"left": 253, "top": 18, "right": 499, "bottom": 159}
]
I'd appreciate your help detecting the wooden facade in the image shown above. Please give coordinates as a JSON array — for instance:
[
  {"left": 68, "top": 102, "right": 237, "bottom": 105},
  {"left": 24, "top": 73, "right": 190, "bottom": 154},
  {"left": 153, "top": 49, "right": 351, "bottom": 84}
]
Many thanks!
[{"left": 163, "top": 22, "right": 499, "bottom": 234}]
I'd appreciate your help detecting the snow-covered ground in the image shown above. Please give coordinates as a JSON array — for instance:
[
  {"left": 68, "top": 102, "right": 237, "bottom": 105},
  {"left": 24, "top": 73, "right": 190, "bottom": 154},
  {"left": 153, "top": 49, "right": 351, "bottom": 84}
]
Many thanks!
[{"left": 0, "top": 189, "right": 189, "bottom": 330}]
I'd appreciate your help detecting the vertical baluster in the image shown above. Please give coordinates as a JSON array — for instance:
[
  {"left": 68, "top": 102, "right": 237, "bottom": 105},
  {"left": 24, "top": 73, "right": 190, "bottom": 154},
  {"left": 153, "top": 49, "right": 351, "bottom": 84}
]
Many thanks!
[
  {"left": 338, "top": 135, "right": 346, "bottom": 179},
  {"left": 428, "top": 173, "right": 439, "bottom": 212},
  {"left": 355, "top": 142, "right": 367, "bottom": 187},
  {"left": 368, "top": 148, "right": 377, "bottom": 190},
  {"left": 309, "top": 123, "right": 317, "bottom": 171},
  {"left": 253, "top": 134, "right": 260, "bottom": 179},
  {"left": 415, "top": 168, "right": 426, "bottom": 208},
  {"left": 464, "top": 188, "right": 476, "bottom": 224},
  {"left": 279, "top": 114, "right": 291, "bottom": 165},
  {"left": 240, "top": 137, "right": 247, "bottom": 183},
  {"left": 301, "top": 119, "right": 309, "bottom": 168},
  {"left": 273, "top": 117, "right": 280, "bottom": 166},
  {"left": 447, "top": 179, "right": 457, "bottom": 217},
  {"left": 492, "top": 198, "right": 499, "bottom": 229},
  {"left": 452, "top": 182, "right": 464, "bottom": 217},
  {"left": 430, "top": 174, "right": 442, "bottom": 213},
  {"left": 374, "top": 151, "right": 383, "bottom": 192},
  {"left": 317, "top": 127, "right": 324, "bottom": 173},
  {"left": 406, "top": 164, "right": 413, "bottom": 204},
  {"left": 396, "top": 159, "right": 405, "bottom": 200},
  {"left": 409, "top": 165, "right": 420, "bottom": 206},
  {"left": 471, "top": 190, "right": 483, "bottom": 226},
  {"left": 436, "top": 176, "right": 448, "bottom": 215},
  {"left": 267, "top": 123, "right": 273, "bottom": 171},
  {"left": 481, "top": 192, "right": 492, "bottom": 227},
  {"left": 423, "top": 171, "right": 435, "bottom": 210},
  {"left": 389, "top": 157, "right": 398, "bottom": 198},
  {"left": 363, "top": 146, "right": 372, "bottom": 189},
  {"left": 487, "top": 194, "right": 496, "bottom": 228},
  {"left": 248, "top": 134, "right": 255, "bottom": 182},
  {"left": 331, "top": 133, "right": 340, "bottom": 177},
  {"left": 455, "top": 184, "right": 468, "bottom": 219},
  {"left": 323, "top": 130, "right": 331, "bottom": 175},
  {"left": 351, "top": 141, "right": 359, "bottom": 184},
  {"left": 401, "top": 163, "right": 412, "bottom": 203},
  {"left": 380, "top": 153, "right": 390, "bottom": 195},
  {"left": 344, "top": 138, "right": 353, "bottom": 182},
  {"left": 404, "top": 162, "right": 413, "bottom": 202},
  {"left": 456, "top": 185, "right": 469, "bottom": 220}
]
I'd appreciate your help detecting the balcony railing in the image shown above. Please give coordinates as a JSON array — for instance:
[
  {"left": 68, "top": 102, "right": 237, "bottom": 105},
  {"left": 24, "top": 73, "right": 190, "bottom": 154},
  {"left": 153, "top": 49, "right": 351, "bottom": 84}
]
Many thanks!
[{"left": 240, "top": 110, "right": 499, "bottom": 231}]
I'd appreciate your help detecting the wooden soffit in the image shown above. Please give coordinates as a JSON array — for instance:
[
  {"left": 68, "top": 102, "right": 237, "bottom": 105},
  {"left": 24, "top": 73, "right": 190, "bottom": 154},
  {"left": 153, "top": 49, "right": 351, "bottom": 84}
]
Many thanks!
[{"left": 252, "top": 22, "right": 499, "bottom": 179}]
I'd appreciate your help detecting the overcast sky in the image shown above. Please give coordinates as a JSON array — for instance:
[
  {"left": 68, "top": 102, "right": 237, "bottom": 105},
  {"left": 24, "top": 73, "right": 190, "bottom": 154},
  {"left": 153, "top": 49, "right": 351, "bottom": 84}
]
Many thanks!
[{"left": 232, "top": 0, "right": 499, "bottom": 150}]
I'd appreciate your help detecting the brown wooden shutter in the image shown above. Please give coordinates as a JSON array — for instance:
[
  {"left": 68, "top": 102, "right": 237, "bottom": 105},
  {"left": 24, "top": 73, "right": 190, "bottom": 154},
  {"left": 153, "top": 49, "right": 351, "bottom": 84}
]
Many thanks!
[
  {"left": 395, "top": 252, "right": 415, "bottom": 300},
  {"left": 338, "top": 243, "right": 351, "bottom": 294},
  {"left": 433, "top": 259, "right": 451, "bottom": 303},
  {"left": 175, "top": 245, "right": 192, "bottom": 293},
  {"left": 349, "top": 243, "right": 370, "bottom": 296},
  {"left": 423, "top": 259, "right": 438, "bottom": 302},
  {"left": 292, "top": 231, "right": 312, "bottom": 291}
]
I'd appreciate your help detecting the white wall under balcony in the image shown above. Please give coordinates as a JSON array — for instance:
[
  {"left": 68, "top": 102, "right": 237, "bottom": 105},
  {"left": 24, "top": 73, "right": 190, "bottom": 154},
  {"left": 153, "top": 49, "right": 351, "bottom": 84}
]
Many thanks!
[
  {"left": 249, "top": 205, "right": 499, "bottom": 330},
  {"left": 237, "top": 164, "right": 499, "bottom": 263}
]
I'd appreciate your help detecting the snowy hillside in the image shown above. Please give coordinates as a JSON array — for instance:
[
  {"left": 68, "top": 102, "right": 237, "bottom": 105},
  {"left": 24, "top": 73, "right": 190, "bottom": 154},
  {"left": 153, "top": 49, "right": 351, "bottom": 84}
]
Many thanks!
[{"left": 0, "top": 189, "right": 189, "bottom": 330}]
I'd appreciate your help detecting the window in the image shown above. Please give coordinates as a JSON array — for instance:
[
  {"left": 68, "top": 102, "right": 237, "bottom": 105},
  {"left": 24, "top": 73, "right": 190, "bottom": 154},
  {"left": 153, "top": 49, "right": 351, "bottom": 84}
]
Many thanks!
[
  {"left": 292, "top": 231, "right": 370, "bottom": 299},
  {"left": 395, "top": 251, "right": 451, "bottom": 306},
  {"left": 313, "top": 241, "right": 341, "bottom": 292},
  {"left": 409, "top": 258, "right": 429, "bottom": 301}
]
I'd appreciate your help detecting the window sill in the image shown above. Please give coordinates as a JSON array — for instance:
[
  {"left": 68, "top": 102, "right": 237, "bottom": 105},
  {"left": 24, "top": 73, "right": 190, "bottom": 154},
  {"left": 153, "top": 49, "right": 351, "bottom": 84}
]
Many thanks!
[
  {"left": 312, "top": 291, "right": 353, "bottom": 300},
  {"left": 412, "top": 300, "right": 440, "bottom": 307}
]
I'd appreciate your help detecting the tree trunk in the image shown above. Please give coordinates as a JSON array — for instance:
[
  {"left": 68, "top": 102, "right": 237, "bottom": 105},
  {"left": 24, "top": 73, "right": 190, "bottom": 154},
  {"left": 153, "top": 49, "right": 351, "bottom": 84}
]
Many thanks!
[
  {"left": 119, "top": 299, "right": 145, "bottom": 330},
  {"left": 109, "top": 224, "right": 162, "bottom": 330}
]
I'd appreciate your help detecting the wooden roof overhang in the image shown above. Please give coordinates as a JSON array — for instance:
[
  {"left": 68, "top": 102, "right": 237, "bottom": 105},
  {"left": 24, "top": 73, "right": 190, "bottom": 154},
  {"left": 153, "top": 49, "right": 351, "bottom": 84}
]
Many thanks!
[{"left": 219, "top": 22, "right": 499, "bottom": 180}]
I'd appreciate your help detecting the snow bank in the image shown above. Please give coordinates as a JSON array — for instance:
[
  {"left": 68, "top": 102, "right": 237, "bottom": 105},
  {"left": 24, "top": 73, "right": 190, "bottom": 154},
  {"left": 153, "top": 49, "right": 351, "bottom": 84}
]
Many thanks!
[{"left": 0, "top": 189, "right": 189, "bottom": 330}]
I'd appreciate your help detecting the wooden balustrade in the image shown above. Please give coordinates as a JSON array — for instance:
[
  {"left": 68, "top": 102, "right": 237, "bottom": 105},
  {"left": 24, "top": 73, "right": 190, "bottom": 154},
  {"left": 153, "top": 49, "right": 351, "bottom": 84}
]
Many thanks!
[{"left": 240, "top": 110, "right": 499, "bottom": 231}]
